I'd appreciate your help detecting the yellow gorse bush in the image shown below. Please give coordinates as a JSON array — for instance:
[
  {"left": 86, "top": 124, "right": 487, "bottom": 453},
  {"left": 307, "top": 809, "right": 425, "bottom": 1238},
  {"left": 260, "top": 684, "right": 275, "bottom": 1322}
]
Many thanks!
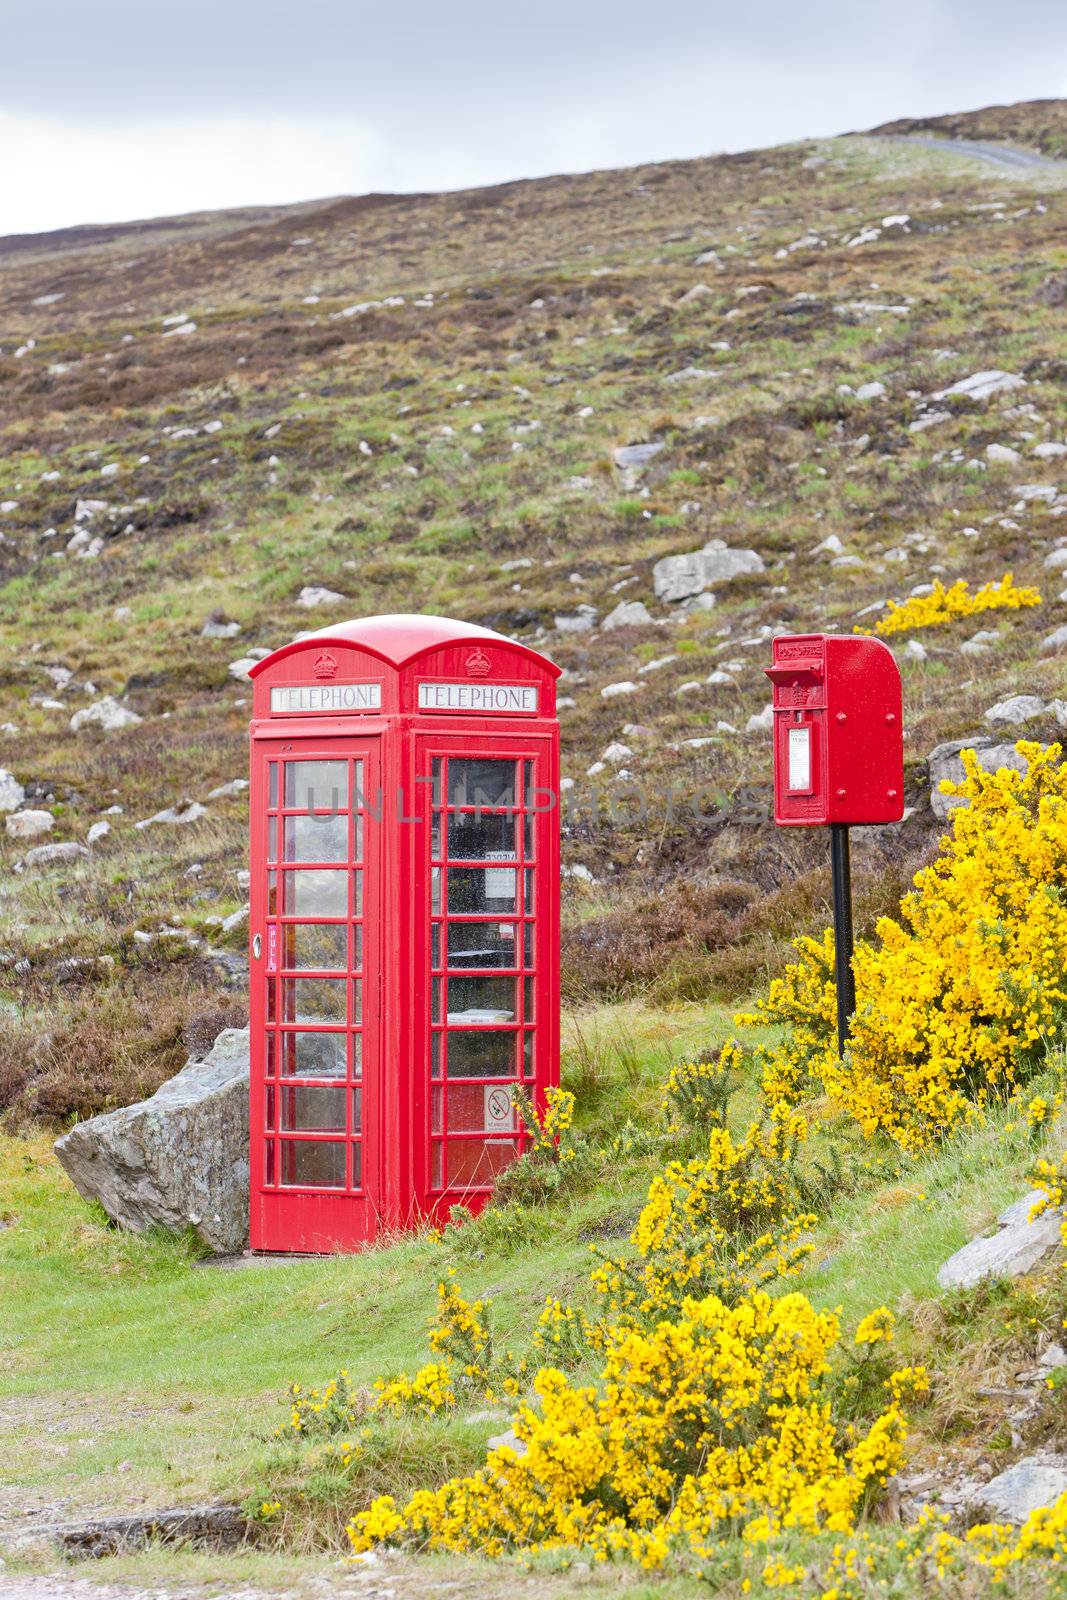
[
  {"left": 347, "top": 1288, "right": 910, "bottom": 1565},
  {"left": 346, "top": 1073, "right": 915, "bottom": 1565},
  {"left": 742, "top": 743, "right": 1067, "bottom": 1151},
  {"left": 856, "top": 570, "right": 1041, "bottom": 637}
]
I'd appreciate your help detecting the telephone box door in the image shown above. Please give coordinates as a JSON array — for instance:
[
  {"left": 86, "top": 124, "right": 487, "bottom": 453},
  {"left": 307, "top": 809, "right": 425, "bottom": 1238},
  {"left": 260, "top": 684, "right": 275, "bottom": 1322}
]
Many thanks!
[
  {"left": 250, "top": 741, "right": 381, "bottom": 1251},
  {"left": 413, "top": 733, "right": 560, "bottom": 1220}
]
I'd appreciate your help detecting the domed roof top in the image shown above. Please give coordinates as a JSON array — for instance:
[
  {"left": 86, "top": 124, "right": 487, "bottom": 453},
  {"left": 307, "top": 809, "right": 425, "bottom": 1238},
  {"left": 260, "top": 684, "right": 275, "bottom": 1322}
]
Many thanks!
[{"left": 249, "top": 613, "right": 560, "bottom": 677}]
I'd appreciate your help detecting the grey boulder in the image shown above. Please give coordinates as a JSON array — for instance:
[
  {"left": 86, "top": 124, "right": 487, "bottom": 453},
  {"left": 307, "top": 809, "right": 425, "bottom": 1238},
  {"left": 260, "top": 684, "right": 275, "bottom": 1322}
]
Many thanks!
[
  {"left": 984, "top": 695, "right": 1045, "bottom": 727},
  {"left": 927, "top": 736, "right": 1036, "bottom": 821},
  {"left": 936, "top": 1191, "right": 1063, "bottom": 1291},
  {"left": 971, "top": 1456, "right": 1067, "bottom": 1525},
  {"left": 653, "top": 539, "right": 764, "bottom": 603},
  {"left": 602, "top": 600, "right": 653, "bottom": 630},
  {"left": 0, "top": 768, "right": 25, "bottom": 812},
  {"left": 54, "top": 1027, "right": 250, "bottom": 1254}
]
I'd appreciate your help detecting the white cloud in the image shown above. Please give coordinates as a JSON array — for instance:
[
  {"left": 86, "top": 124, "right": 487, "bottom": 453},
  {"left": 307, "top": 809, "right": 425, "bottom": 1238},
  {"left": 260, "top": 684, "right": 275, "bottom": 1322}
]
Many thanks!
[{"left": 0, "top": 113, "right": 391, "bottom": 235}]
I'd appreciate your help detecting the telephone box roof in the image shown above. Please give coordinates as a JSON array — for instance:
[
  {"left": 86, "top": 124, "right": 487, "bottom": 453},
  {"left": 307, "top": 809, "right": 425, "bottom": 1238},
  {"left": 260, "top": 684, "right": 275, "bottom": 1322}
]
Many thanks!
[{"left": 249, "top": 613, "right": 561, "bottom": 678}]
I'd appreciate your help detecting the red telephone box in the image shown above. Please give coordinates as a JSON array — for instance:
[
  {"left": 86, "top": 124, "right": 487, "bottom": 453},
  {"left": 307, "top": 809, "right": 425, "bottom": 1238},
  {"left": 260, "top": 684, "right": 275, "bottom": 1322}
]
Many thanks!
[{"left": 246, "top": 614, "right": 561, "bottom": 1253}]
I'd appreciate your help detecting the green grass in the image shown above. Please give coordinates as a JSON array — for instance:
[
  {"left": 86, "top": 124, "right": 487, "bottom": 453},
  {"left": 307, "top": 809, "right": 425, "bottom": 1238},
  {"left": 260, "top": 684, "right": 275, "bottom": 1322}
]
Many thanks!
[{"left": 2, "top": 1007, "right": 1064, "bottom": 1594}]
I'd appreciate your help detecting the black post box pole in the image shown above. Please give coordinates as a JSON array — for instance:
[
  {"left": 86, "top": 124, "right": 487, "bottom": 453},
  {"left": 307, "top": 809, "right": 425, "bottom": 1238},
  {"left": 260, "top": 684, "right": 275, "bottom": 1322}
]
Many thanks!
[{"left": 829, "top": 822, "right": 855, "bottom": 1057}]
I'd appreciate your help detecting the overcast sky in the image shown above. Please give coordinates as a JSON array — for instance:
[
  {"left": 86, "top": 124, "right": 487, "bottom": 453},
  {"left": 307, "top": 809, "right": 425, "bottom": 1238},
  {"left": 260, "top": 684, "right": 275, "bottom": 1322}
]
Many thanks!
[{"left": 3, "top": 1, "right": 1067, "bottom": 237}]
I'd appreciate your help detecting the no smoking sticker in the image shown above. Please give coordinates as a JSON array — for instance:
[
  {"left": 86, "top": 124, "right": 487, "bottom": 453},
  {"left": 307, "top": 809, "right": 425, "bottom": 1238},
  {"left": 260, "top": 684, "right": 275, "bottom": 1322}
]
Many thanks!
[{"left": 485, "top": 1085, "right": 514, "bottom": 1131}]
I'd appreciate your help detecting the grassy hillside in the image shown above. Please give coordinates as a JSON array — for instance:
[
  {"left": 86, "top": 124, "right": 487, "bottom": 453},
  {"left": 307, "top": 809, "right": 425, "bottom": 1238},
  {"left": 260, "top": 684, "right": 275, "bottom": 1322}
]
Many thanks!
[{"left": 2, "top": 112, "right": 1066, "bottom": 1119}]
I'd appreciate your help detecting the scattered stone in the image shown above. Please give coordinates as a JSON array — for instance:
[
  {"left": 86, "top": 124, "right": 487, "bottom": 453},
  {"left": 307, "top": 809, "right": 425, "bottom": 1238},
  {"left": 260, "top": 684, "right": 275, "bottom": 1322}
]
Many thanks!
[
  {"left": 14, "top": 1502, "right": 248, "bottom": 1559},
  {"left": 932, "top": 370, "right": 1026, "bottom": 403},
  {"left": 900, "top": 640, "right": 928, "bottom": 662},
  {"left": 554, "top": 610, "right": 596, "bottom": 634},
  {"left": 135, "top": 801, "right": 209, "bottom": 829},
  {"left": 855, "top": 380, "right": 886, "bottom": 400},
  {"left": 54, "top": 1028, "right": 250, "bottom": 1254},
  {"left": 676, "top": 592, "right": 717, "bottom": 616},
  {"left": 602, "top": 600, "right": 653, "bottom": 629},
  {"left": 5, "top": 809, "right": 54, "bottom": 840},
  {"left": 653, "top": 540, "right": 763, "bottom": 603},
  {"left": 745, "top": 704, "right": 774, "bottom": 734},
  {"left": 1033, "top": 441, "right": 1067, "bottom": 460},
  {"left": 936, "top": 1191, "right": 1063, "bottom": 1290},
  {"left": 201, "top": 615, "right": 241, "bottom": 639},
  {"left": 927, "top": 737, "right": 1039, "bottom": 820},
  {"left": 69, "top": 696, "right": 142, "bottom": 733},
  {"left": 960, "top": 628, "right": 999, "bottom": 658},
  {"left": 814, "top": 533, "right": 844, "bottom": 556},
  {"left": 613, "top": 442, "right": 663, "bottom": 470},
  {"left": 296, "top": 585, "right": 345, "bottom": 608},
  {"left": 600, "top": 681, "right": 640, "bottom": 699},
  {"left": 984, "top": 694, "right": 1046, "bottom": 726},
  {"left": 638, "top": 655, "right": 677, "bottom": 674},
  {"left": 0, "top": 769, "right": 25, "bottom": 812},
  {"left": 86, "top": 820, "right": 111, "bottom": 846},
  {"left": 562, "top": 864, "right": 597, "bottom": 885},
  {"left": 970, "top": 1456, "right": 1067, "bottom": 1525},
  {"left": 228, "top": 650, "right": 271, "bottom": 680},
  {"left": 601, "top": 742, "right": 634, "bottom": 765},
  {"left": 1040, "top": 625, "right": 1067, "bottom": 655},
  {"left": 207, "top": 779, "right": 249, "bottom": 800},
  {"left": 23, "top": 841, "right": 89, "bottom": 869},
  {"left": 1043, "top": 548, "right": 1067, "bottom": 571},
  {"left": 985, "top": 443, "right": 1021, "bottom": 465},
  {"left": 221, "top": 904, "right": 249, "bottom": 935}
]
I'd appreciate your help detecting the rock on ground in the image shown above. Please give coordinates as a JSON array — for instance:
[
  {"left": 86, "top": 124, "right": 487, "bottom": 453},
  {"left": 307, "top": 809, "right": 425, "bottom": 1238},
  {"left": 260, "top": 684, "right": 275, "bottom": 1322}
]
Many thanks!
[
  {"left": 926, "top": 736, "right": 1036, "bottom": 821},
  {"left": 54, "top": 1028, "right": 250, "bottom": 1254},
  {"left": 296, "top": 585, "right": 346, "bottom": 608},
  {"left": 936, "top": 1191, "right": 1063, "bottom": 1291},
  {"left": 22, "top": 842, "right": 89, "bottom": 870},
  {"left": 68, "top": 696, "right": 142, "bottom": 733},
  {"left": 984, "top": 694, "right": 1046, "bottom": 726},
  {"left": 135, "top": 801, "right": 208, "bottom": 829},
  {"left": 5, "top": 809, "right": 54, "bottom": 840},
  {"left": 932, "top": 369, "right": 1026, "bottom": 403},
  {"left": 0, "top": 768, "right": 26, "bottom": 811},
  {"left": 612, "top": 441, "right": 663, "bottom": 470},
  {"left": 602, "top": 599, "right": 653, "bottom": 629},
  {"left": 970, "top": 1455, "right": 1067, "bottom": 1524},
  {"left": 653, "top": 540, "right": 764, "bottom": 603}
]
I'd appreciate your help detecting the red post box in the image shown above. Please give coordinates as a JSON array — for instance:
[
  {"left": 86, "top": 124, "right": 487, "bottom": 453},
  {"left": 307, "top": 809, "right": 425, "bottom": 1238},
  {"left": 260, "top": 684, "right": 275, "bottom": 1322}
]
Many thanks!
[
  {"left": 246, "top": 614, "right": 561, "bottom": 1253},
  {"left": 765, "top": 633, "right": 904, "bottom": 1057},
  {"left": 766, "top": 634, "right": 904, "bottom": 827}
]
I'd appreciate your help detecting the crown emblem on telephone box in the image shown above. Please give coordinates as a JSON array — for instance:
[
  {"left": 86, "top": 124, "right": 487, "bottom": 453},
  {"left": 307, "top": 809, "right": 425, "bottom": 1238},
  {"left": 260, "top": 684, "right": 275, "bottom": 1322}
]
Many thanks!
[
  {"left": 313, "top": 650, "right": 338, "bottom": 679},
  {"left": 464, "top": 649, "right": 492, "bottom": 677}
]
